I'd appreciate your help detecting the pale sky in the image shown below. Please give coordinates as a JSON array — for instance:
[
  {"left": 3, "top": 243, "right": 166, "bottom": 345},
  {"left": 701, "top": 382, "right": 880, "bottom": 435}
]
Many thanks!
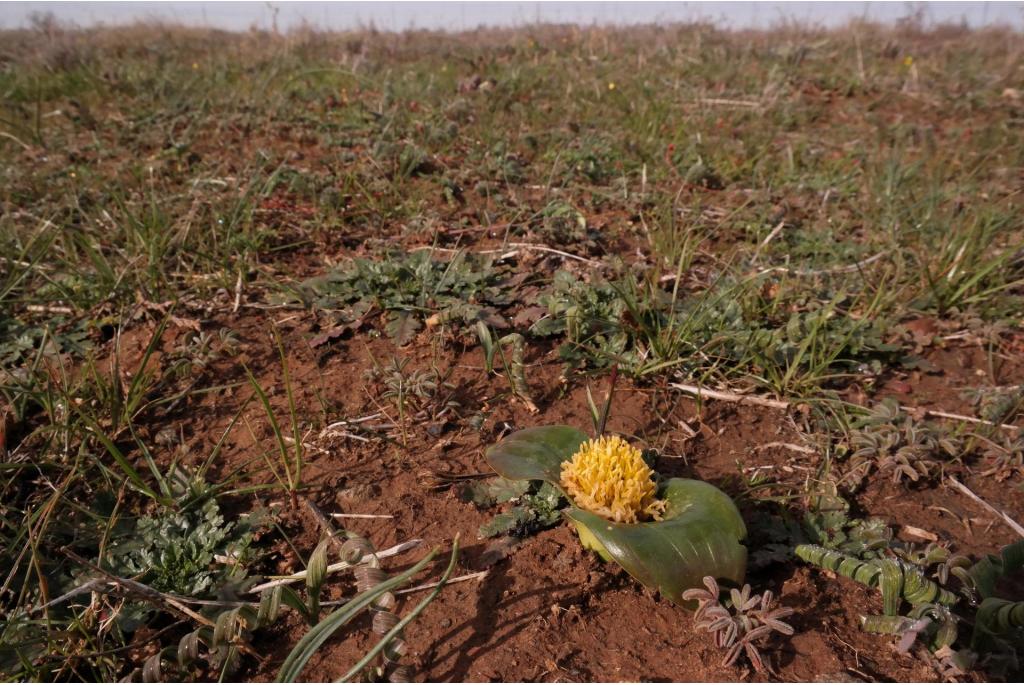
[{"left": 2, "top": 1, "right": 1022, "bottom": 32}]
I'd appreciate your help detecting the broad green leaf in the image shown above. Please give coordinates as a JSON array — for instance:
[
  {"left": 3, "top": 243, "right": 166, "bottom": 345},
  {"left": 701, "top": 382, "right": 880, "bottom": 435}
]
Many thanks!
[
  {"left": 484, "top": 425, "right": 588, "bottom": 483},
  {"left": 485, "top": 427, "right": 747, "bottom": 605},
  {"left": 565, "top": 478, "right": 746, "bottom": 605}
]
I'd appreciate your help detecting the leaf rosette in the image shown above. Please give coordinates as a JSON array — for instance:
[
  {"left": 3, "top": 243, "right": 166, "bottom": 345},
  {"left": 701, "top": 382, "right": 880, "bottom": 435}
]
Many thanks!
[{"left": 485, "top": 425, "right": 747, "bottom": 605}]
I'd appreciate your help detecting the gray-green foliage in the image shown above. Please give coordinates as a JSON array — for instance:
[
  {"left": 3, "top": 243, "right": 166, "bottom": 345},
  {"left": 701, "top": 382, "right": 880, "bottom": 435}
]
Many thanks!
[
  {"left": 460, "top": 477, "right": 566, "bottom": 538},
  {"left": 843, "top": 399, "right": 963, "bottom": 488},
  {"left": 529, "top": 270, "right": 901, "bottom": 387},
  {"left": 530, "top": 270, "right": 631, "bottom": 370},
  {"left": 797, "top": 483, "right": 1024, "bottom": 675},
  {"left": 0, "top": 316, "right": 91, "bottom": 370},
  {"left": 287, "top": 250, "right": 516, "bottom": 345},
  {"left": 802, "top": 479, "right": 893, "bottom": 556},
  {"left": 106, "top": 476, "right": 259, "bottom": 597}
]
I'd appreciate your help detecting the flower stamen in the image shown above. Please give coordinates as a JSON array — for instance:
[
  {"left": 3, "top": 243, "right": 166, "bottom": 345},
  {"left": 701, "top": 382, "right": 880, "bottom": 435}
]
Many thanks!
[{"left": 560, "top": 435, "right": 666, "bottom": 523}]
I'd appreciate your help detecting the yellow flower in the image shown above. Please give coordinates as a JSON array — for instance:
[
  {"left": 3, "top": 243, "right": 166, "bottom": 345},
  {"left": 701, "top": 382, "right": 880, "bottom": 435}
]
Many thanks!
[
  {"left": 560, "top": 435, "right": 666, "bottom": 523},
  {"left": 903, "top": 56, "right": 914, "bottom": 67},
  {"left": 608, "top": 81, "right": 616, "bottom": 91}
]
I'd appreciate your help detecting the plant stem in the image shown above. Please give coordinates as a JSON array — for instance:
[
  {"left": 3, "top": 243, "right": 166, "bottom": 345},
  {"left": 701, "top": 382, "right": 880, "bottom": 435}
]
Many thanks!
[{"left": 596, "top": 364, "right": 619, "bottom": 436}]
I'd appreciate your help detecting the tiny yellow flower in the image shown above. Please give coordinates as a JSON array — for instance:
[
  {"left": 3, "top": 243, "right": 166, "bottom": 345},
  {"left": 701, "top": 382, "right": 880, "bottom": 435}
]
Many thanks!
[
  {"left": 608, "top": 81, "right": 616, "bottom": 91},
  {"left": 560, "top": 435, "right": 666, "bottom": 524},
  {"left": 903, "top": 56, "right": 914, "bottom": 67},
  {"left": 192, "top": 62, "right": 199, "bottom": 70}
]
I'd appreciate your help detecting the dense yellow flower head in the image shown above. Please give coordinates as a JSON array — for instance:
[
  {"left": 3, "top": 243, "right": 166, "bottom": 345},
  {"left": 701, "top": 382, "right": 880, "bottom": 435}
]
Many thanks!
[{"left": 560, "top": 435, "right": 666, "bottom": 524}]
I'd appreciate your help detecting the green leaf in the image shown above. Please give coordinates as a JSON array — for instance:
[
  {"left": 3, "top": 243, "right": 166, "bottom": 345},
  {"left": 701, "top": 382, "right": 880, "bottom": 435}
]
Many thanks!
[
  {"left": 565, "top": 478, "right": 747, "bottom": 605},
  {"left": 386, "top": 310, "right": 422, "bottom": 345},
  {"left": 484, "top": 425, "right": 588, "bottom": 483},
  {"left": 277, "top": 547, "right": 438, "bottom": 682},
  {"left": 485, "top": 427, "right": 747, "bottom": 604},
  {"left": 967, "top": 539, "right": 1024, "bottom": 599},
  {"left": 336, "top": 538, "right": 461, "bottom": 682}
]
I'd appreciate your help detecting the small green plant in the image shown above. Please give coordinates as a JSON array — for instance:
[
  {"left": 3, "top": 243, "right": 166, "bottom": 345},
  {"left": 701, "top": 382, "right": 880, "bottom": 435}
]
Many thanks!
[
  {"left": 286, "top": 250, "right": 517, "bottom": 345},
  {"left": 167, "top": 328, "right": 239, "bottom": 380},
  {"left": 278, "top": 536, "right": 459, "bottom": 682},
  {"left": 461, "top": 478, "right": 565, "bottom": 538},
  {"left": 682, "top": 576, "right": 796, "bottom": 674},
  {"left": 797, "top": 528, "right": 1024, "bottom": 677},
  {"left": 474, "top": 324, "right": 537, "bottom": 412},
  {"left": 244, "top": 328, "right": 304, "bottom": 508},
  {"left": 529, "top": 269, "right": 903, "bottom": 392},
  {"left": 962, "top": 385, "right": 1024, "bottom": 428},
  {"left": 979, "top": 435, "right": 1024, "bottom": 482},
  {"left": 842, "top": 400, "right": 962, "bottom": 488},
  {"left": 106, "top": 484, "right": 257, "bottom": 599},
  {"left": 485, "top": 426, "right": 747, "bottom": 605}
]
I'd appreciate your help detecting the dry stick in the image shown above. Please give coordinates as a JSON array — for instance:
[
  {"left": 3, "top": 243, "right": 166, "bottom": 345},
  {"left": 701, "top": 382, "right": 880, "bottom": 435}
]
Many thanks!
[
  {"left": 331, "top": 513, "right": 395, "bottom": 520},
  {"left": 303, "top": 496, "right": 347, "bottom": 550},
  {"left": 397, "top": 570, "right": 488, "bottom": 595},
  {"left": 699, "top": 98, "right": 762, "bottom": 108},
  {"left": 668, "top": 383, "right": 790, "bottom": 410},
  {"left": 506, "top": 242, "right": 602, "bottom": 267},
  {"left": 25, "top": 304, "right": 74, "bottom": 314},
  {"left": 756, "top": 251, "right": 887, "bottom": 277},
  {"left": 668, "top": 382, "right": 1021, "bottom": 433},
  {"left": 30, "top": 579, "right": 102, "bottom": 615},
  {"left": 232, "top": 269, "right": 243, "bottom": 313},
  {"left": 64, "top": 555, "right": 211, "bottom": 626},
  {"left": 246, "top": 539, "right": 422, "bottom": 594},
  {"left": 750, "top": 220, "right": 786, "bottom": 264},
  {"left": 946, "top": 476, "right": 1024, "bottom": 539},
  {"left": 753, "top": 441, "right": 817, "bottom": 455},
  {"left": 0, "top": 131, "right": 32, "bottom": 150},
  {"left": 920, "top": 409, "right": 1020, "bottom": 433},
  {"left": 69, "top": 571, "right": 491, "bottom": 612},
  {"left": 411, "top": 243, "right": 601, "bottom": 267}
]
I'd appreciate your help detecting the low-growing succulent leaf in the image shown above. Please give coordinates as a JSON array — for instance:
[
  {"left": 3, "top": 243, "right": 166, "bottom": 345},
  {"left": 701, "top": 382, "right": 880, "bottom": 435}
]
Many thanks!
[
  {"left": 484, "top": 425, "right": 588, "bottom": 482},
  {"left": 485, "top": 425, "right": 747, "bottom": 604},
  {"left": 565, "top": 479, "right": 747, "bottom": 605},
  {"left": 966, "top": 539, "right": 1024, "bottom": 600},
  {"left": 795, "top": 544, "right": 958, "bottom": 610}
]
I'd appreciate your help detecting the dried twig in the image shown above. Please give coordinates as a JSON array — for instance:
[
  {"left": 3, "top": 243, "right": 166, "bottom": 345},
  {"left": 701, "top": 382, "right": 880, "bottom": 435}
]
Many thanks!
[
  {"left": 246, "top": 538, "right": 423, "bottom": 593},
  {"left": 25, "top": 304, "right": 74, "bottom": 314},
  {"left": 750, "top": 220, "right": 786, "bottom": 263},
  {"left": 668, "top": 383, "right": 790, "bottom": 410},
  {"left": 668, "top": 383, "right": 1021, "bottom": 434},
  {"left": 411, "top": 243, "right": 601, "bottom": 267},
  {"left": 396, "top": 570, "right": 488, "bottom": 596},
  {"left": 303, "top": 496, "right": 347, "bottom": 550},
  {"left": 756, "top": 251, "right": 887, "bottom": 277},
  {"left": 946, "top": 476, "right": 1024, "bottom": 538},
  {"left": 61, "top": 548, "right": 213, "bottom": 628},
  {"left": 753, "top": 441, "right": 817, "bottom": 455},
  {"left": 920, "top": 409, "right": 1019, "bottom": 433},
  {"left": 331, "top": 513, "right": 395, "bottom": 519},
  {"left": 699, "top": 97, "right": 762, "bottom": 109}
]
